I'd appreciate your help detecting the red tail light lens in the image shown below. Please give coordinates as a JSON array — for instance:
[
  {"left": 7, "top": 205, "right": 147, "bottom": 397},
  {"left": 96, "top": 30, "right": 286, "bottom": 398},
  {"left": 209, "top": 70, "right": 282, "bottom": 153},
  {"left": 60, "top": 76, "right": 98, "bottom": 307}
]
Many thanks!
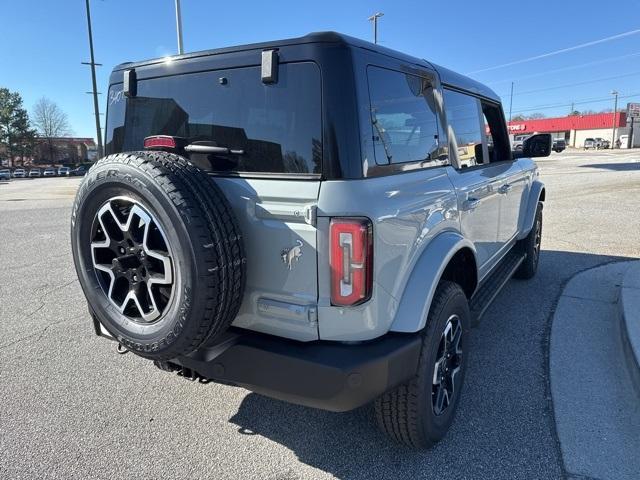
[
  {"left": 330, "top": 218, "right": 373, "bottom": 306},
  {"left": 143, "top": 135, "right": 177, "bottom": 150}
]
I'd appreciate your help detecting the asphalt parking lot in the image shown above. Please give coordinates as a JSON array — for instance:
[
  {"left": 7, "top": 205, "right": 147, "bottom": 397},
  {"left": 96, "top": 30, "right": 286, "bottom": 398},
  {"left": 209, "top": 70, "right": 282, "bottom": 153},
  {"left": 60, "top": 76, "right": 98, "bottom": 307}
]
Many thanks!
[{"left": 1, "top": 150, "right": 639, "bottom": 480}]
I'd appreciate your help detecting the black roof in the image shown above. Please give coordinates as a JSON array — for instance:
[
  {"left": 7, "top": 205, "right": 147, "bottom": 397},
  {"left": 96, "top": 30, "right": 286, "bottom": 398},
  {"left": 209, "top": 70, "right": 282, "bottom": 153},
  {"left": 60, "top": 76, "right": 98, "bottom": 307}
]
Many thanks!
[{"left": 114, "top": 31, "right": 499, "bottom": 102}]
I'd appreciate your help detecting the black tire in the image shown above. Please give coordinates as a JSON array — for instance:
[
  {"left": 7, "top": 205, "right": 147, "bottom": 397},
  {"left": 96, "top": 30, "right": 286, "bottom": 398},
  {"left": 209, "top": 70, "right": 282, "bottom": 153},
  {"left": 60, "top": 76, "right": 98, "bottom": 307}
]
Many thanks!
[
  {"left": 514, "top": 202, "right": 542, "bottom": 280},
  {"left": 375, "top": 281, "right": 470, "bottom": 449},
  {"left": 71, "top": 151, "right": 246, "bottom": 360}
]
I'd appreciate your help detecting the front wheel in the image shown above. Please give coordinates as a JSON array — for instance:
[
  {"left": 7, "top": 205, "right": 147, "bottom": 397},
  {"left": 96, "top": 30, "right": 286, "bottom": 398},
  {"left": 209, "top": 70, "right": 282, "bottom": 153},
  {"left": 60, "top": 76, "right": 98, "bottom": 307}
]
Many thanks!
[
  {"left": 514, "top": 202, "right": 542, "bottom": 279},
  {"left": 375, "top": 281, "right": 470, "bottom": 449}
]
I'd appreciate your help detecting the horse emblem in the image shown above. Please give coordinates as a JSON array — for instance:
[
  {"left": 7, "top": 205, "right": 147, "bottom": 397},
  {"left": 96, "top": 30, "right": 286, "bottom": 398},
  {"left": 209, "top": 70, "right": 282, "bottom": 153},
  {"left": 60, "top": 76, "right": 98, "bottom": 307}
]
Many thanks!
[{"left": 281, "top": 240, "right": 303, "bottom": 270}]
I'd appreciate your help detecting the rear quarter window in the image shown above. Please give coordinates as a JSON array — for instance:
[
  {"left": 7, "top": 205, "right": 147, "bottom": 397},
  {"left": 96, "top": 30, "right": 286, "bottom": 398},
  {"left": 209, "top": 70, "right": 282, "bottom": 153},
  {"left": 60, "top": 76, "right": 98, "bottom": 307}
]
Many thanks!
[
  {"left": 366, "top": 66, "right": 440, "bottom": 166},
  {"left": 106, "top": 62, "right": 322, "bottom": 175}
]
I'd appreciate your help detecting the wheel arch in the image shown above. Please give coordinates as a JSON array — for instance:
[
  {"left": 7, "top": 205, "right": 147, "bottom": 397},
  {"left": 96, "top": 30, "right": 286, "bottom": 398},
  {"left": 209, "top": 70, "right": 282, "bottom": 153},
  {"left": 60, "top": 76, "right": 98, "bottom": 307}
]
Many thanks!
[
  {"left": 517, "top": 179, "right": 545, "bottom": 240},
  {"left": 389, "top": 231, "right": 478, "bottom": 333}
]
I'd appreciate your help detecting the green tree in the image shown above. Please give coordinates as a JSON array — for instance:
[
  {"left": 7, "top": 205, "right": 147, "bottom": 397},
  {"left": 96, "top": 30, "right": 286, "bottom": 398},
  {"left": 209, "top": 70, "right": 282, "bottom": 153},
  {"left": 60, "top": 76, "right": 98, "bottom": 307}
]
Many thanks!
[{"left": 0, "top": 88, "right": 37, "bottom": 167}]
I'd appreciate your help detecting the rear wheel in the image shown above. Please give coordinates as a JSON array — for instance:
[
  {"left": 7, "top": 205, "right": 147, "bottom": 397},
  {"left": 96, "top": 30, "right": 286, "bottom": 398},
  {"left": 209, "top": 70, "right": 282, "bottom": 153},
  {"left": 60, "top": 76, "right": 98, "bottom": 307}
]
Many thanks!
[
  {"left": 375, "top": 281, "right": 470, "bottom": 449},
  {"left": 71, "top": 151, "right": 246, "bottom": 360}
]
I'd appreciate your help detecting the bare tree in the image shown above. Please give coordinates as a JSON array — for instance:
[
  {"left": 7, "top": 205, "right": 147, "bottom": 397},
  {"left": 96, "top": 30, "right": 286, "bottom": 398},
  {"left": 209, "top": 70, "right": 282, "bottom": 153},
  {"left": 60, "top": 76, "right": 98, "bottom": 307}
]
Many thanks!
[{"left": 32, "top": 97, "right": 72, "bottom": 162}]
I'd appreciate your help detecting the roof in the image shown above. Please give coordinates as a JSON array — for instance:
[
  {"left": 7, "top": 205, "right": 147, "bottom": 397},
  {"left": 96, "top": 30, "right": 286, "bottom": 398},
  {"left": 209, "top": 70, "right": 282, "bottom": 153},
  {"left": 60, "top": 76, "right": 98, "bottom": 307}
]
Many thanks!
[
  {"left": 113, "top": 31, "right": 498, "bottom": 102},
  {"left": 507, "top": 112, "right": 627, "bottom": 134}
]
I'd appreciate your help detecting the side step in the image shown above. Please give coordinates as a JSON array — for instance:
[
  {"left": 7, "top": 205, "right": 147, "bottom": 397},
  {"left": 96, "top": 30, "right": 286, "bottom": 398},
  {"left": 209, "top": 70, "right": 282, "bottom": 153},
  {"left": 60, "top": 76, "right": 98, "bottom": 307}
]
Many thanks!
[{"left": 469, "top": 250, "right": 525, "bottom": 326}]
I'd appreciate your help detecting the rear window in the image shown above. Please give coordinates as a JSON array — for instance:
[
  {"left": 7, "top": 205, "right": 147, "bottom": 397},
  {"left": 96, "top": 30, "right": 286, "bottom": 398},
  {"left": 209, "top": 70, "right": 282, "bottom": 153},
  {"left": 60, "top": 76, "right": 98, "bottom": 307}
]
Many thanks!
[{"left": 106, "top": 62, "right": 322, "bottom": 175}]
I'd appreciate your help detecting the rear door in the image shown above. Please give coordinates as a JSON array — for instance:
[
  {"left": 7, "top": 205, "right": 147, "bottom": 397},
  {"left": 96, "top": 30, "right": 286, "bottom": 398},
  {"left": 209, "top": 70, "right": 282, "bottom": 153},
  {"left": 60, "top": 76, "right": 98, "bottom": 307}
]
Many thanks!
[{"left": 105, "top": 62, "right": 322, "bottom": 340}]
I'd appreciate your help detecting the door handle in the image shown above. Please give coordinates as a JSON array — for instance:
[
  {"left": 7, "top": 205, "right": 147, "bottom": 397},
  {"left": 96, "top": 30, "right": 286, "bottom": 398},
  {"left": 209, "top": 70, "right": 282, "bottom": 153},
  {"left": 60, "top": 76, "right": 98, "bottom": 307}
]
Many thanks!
[
  {"left": 462, "top": 198, "right": 481, "bottom": 211},
  {"left": 498, "top": 184, "right": 513, "bottom": 194}
]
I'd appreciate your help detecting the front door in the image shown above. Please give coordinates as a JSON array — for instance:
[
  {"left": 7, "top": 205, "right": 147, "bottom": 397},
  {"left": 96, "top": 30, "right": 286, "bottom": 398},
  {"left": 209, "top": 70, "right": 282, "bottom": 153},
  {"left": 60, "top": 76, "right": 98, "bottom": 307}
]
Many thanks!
[{"left": 497, "top": 162, "right": 527, "bottom": 244}]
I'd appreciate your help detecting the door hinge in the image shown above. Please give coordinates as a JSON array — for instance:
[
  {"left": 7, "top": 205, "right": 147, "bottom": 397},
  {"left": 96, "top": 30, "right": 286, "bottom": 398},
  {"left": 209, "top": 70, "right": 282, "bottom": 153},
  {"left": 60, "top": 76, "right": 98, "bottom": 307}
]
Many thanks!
[
  {"left": 308, "top": 306, "right": 318, "bottom": 325},
  {"left": 304, "top": 205, "right": 318, "bottom": 227}
]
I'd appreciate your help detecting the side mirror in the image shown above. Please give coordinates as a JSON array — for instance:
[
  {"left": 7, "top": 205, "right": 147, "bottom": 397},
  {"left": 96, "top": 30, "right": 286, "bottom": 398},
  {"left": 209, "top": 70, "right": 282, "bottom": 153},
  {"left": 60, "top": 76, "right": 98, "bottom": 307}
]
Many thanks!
[{"left": 518, "top": 133, "right": 552, "bottom": 158}]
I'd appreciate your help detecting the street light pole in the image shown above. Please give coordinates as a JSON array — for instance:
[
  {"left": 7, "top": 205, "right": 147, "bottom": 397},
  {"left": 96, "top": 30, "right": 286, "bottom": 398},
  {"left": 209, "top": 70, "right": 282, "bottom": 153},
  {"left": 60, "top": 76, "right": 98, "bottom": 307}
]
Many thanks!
[
  {"left": 611, "top": 90, "right": 619, "bottom": 148},
  {"left": 368, "top": 12, "right": 384, "bottom": 44},
  {"left": 508, "top": 81, "right": 514, "bottom": 122},
  {"left": 84, "top": 0, "right": 103, "bottom": 158},
  {"left": 175, "top": 0, "right": 184, "bottom": 54}
]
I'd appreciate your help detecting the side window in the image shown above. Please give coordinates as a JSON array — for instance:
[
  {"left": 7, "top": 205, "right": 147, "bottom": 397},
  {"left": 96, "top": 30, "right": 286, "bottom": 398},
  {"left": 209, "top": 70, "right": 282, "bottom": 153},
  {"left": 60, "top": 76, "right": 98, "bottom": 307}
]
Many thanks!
[
  {"left": 367, "top": 66, "right": 440, "bottom": 165},
  {"left": 482, "top": 102, "right": 511, "bottom": 162},
  {"left": 443, "top": 89, "right": 484, "bottom": 168}
]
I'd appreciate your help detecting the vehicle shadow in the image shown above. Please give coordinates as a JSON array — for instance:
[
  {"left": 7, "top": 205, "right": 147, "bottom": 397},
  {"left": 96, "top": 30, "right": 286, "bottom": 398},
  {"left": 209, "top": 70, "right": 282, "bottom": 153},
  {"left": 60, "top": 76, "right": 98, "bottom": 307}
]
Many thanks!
[
  {"left": 582, "top": 162, "right": 640, "bottom": 171},
  {"left": 227, "top": 249, "right": 634, "bottom": 480}
]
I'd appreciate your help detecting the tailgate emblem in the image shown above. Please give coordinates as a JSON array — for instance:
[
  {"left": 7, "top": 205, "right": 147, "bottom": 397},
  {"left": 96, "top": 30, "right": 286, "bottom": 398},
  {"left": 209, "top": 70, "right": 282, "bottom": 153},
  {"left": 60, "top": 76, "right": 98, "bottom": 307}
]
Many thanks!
[{"left": 281, "top": 240, "right": 303, "bottom": 270}]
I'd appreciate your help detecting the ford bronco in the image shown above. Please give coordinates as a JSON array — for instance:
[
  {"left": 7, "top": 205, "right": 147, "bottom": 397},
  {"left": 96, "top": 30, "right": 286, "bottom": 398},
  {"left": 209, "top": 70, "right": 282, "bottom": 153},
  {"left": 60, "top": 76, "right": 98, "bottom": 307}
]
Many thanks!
[{"left": 71, "top": 32, "right": 550, "bottom": 449}]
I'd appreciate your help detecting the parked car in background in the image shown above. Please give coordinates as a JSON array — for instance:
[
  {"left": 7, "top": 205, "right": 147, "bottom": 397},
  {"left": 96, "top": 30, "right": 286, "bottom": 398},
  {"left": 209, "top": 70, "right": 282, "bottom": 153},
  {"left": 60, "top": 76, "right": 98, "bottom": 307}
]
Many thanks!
[
  {"left": 0, "top": 169, "right": 11, "bottom": 180},
  {"left": 583, "top": 138, "right": 596, "bottom": 149},
  {"left": 43, "top": 167, "right": 57, "bottom": 177},
  {"left": 28, "top": 168, "right": 41, "bottom": 178},
  {"left": 594, "top": 137, "right": 610, "bottom": 149},
  {"left": 58, "top": 166, "right": 71, "bottom": 176},
  {"left": 13, "top": 168, "right": 26, "bottom": 178},
  {"left": 552, "top": 139, "right": 566, "bottom": 152},
  {"left": 71, "top": 166, "right": 87, "bottom": 176},
  {"left": 512, "top": 134, "right": 530, "bottom": 151}
]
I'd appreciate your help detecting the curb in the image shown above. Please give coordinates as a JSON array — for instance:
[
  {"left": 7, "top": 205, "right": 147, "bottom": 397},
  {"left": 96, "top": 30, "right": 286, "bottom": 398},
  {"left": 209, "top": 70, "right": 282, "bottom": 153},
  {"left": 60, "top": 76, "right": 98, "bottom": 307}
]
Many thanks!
[{"left": 619, "top": 261, "right": 640, "bottom": 397}]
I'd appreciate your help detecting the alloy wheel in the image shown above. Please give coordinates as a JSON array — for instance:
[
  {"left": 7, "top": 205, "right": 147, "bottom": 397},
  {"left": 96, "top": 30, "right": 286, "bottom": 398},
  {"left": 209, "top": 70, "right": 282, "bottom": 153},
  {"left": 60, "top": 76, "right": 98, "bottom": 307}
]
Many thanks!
[
  {"left": 533, "top": 217, "right": 542, "bottom": 265},
  {"left": 90, "top": 197, "right": 174, "bottom": 323},
  {"left": 432, "top": 314, "right": 463, "bottom": 416}
]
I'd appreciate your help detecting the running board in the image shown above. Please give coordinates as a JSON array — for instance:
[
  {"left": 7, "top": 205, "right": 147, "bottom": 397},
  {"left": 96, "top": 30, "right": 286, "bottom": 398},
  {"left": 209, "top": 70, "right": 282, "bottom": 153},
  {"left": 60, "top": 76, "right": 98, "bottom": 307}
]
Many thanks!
[{"left": 469, "top": 250, "right": 525, "bottom": 326}]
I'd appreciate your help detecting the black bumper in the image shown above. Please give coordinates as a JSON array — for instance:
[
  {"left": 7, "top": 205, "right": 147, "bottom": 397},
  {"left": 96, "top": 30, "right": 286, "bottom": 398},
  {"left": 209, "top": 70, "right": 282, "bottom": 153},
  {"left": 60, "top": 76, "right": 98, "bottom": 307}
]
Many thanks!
[{"left": 167, "top": 329, "right": 422, "bottom": 412}]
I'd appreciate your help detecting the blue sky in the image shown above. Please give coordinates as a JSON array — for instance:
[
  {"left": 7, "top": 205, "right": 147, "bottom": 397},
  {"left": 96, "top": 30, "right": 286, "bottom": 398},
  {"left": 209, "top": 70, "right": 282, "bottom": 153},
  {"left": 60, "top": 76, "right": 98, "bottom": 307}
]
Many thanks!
[{"left": 2, "top": 0, "right": 639, "bottom": 140}]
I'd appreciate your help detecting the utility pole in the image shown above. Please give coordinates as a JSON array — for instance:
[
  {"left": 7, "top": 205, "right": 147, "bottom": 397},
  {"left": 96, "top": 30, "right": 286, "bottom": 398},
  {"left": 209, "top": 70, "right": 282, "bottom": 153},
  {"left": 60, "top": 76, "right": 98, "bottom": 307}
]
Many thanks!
[
  {"left": 508, "top": 81, "right": 514, "bottom": 122},
  {"left": 368, "top": 12, "right": 384, "bottom": 44},
  {"left": 175, "top": 0, "right": 184, "bottom": 54},
  {"left": 83, "top": 0, "right": 103, "bottom": 158},
  {"left": 611, "top": 90, "right": 619, "bottom": 148}
]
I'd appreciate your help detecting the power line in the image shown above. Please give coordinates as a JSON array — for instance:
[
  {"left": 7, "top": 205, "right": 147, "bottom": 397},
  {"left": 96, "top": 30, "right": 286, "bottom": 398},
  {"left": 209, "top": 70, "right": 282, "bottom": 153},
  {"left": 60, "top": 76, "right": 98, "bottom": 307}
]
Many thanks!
[
  {"left": 496, "top": 71, "right": 640, "bottom": 98},
  {"left": 509, "top": 92, "right": 640, "bottom": 115},
  {"left": 468, "top": 28, "right": 640, "bottom": 75},
  {"left": 486, "top": 51, "right": 640, "bottom": 86}
]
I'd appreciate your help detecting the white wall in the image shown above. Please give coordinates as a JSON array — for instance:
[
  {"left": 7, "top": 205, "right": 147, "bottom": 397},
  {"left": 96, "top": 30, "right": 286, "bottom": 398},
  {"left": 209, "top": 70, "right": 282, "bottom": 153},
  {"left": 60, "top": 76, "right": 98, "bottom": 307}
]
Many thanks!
[{"left": 571, "top": 128, "right": 616, "bottom": 148}]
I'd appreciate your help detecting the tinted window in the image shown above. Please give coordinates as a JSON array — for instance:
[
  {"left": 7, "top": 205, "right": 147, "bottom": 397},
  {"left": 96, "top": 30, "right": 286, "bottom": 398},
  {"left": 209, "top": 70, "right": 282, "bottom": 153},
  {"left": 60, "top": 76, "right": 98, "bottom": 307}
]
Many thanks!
[
  {"left": 106, "top": 63, "right": 322, "bottom": 174},
  {"left": 367, "top": 66, "right": 439, "bottom": 165},
  {"left": 443, "top": 89, "right": 483, "bottom": 167}
]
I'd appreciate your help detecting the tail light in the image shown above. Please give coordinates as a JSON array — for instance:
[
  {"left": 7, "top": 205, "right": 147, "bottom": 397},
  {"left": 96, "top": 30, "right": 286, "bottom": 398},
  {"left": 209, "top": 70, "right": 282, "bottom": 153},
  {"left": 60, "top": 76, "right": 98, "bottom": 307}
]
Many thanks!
[{"left": 330, "top": 218, "right": 373, "bottom": 306}]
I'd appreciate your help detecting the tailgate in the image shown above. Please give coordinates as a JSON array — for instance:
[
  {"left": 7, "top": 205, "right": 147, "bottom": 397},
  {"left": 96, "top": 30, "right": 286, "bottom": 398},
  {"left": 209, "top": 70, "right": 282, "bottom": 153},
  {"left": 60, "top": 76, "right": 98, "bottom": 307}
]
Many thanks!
[{"left": 216, "top": 178, "right": 320, "bottom": 341}]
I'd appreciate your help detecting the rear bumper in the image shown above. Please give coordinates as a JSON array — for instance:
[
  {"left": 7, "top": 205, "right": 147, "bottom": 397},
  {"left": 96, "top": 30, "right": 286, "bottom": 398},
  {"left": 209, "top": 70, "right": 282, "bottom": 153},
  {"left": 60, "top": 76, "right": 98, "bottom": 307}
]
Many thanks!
[{"left": 166, "top": 329, "right": 422, "bottom": 412}]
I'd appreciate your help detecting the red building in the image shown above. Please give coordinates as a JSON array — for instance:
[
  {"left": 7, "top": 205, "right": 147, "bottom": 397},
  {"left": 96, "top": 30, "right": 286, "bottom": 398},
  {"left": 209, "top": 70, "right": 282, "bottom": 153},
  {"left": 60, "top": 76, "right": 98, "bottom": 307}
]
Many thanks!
[{"left": 507, "top": 112, "right": 627, "bottom": 148}]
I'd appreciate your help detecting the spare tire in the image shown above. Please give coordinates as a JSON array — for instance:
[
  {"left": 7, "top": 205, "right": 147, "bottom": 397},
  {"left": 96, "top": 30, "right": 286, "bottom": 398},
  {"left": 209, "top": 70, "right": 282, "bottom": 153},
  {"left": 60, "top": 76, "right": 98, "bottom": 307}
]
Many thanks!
[{"left": 71, "top": 151, "right": 246, "bottom": 360}]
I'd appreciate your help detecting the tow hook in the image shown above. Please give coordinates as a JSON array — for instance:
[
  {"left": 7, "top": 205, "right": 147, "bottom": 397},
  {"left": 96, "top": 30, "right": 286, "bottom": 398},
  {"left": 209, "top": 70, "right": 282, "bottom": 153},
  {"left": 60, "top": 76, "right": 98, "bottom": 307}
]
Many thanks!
[{"left": 116, "top": 343, "right": 129, "bottom": 355}]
